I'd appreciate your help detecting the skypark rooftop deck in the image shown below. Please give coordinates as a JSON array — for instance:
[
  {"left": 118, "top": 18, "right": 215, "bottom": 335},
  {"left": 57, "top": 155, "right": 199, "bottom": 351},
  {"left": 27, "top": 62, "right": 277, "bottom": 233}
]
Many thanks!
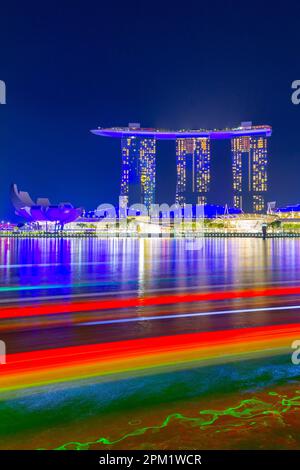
[{"left": 91, "top": 123, "right": 272, "bottom": 140}]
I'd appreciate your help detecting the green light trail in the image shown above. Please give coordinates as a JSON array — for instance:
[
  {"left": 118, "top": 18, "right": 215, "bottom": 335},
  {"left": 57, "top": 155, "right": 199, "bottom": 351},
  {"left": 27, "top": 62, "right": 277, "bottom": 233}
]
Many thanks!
[{"left": 44, "top": 391, "right": 300, "bottom": 451}]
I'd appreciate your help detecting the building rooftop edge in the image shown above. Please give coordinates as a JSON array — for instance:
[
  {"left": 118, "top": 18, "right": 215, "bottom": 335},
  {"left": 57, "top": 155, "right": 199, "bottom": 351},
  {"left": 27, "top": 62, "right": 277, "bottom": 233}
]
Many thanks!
[{"left": 91, "top": 125, "right": 272, "bottom": 140}]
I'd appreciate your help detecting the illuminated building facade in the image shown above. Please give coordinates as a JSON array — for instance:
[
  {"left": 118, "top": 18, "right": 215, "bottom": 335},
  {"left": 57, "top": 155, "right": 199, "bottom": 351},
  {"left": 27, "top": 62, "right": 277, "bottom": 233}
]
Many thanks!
[
  {"left": 120, "top": 133, "right": 156, "bottom": 211},
  {"left": 140, "top": 138, "right": 156, "bottom": 210},
  {"left": 176, "top": 138, "right": 211, "bottom": 206},
  {"left": 251, "top": 136, "right": 268, "bottom": 212},
  {"left": 231, "top": 131, "right": 268, "bottom": 212},
  {"left": 92, "top": 122, "right": 271, "bottom": 213}
]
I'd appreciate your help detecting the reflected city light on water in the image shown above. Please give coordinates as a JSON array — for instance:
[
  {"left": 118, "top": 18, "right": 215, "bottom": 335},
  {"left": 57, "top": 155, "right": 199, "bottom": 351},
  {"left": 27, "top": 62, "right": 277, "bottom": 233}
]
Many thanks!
[{"left": 1, "top": 238, "right": 300, "bottom": 449}]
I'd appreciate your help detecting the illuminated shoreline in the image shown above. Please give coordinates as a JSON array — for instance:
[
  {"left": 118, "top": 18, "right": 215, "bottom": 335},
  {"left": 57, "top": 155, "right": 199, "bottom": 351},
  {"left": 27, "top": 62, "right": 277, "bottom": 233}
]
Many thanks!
[{"left": 1, "top": 231, "right": 300, "bottom": 238}]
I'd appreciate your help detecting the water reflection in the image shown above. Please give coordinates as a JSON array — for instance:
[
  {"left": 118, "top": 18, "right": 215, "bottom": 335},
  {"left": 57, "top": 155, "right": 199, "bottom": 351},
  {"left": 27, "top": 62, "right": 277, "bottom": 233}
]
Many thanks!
[{"left": 0, "top": 238, "right": 300, "bottom": 296}]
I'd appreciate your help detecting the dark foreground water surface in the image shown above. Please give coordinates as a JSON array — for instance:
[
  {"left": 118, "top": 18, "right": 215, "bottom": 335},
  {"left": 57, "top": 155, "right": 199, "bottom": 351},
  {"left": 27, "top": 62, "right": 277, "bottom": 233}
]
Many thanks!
[{"left": 0, "top": 237, "right": 300, "bottom": 449}]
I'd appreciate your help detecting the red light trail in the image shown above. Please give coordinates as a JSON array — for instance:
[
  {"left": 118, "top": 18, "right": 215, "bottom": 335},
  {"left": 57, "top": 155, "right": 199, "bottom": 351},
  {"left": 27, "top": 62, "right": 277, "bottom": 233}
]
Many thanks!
[
  {"left": 0, "top": 322, "right": 299, "bottom": 394},
  {"left": 1, "top": 285, "right": 300, "bottom": 320}
]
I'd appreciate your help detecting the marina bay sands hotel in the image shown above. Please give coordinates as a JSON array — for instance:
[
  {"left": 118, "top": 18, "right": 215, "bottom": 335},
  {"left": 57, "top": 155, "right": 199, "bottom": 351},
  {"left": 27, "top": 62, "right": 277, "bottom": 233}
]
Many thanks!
[{"left": 92, "top": 122, "right": 272, "bottom": 213}]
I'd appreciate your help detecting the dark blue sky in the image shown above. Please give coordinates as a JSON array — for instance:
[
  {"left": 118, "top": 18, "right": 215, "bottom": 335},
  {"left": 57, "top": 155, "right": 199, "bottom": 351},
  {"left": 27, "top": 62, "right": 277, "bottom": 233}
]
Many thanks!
[{"left": 0, "top": 1, "right": 300, "bottom": 218}]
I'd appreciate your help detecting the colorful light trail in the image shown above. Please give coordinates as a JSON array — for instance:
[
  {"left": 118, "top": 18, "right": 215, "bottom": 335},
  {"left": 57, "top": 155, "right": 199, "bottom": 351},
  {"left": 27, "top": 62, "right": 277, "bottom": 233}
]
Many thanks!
[
  {"left": 80, "top": 304, "right": 300, "bottom": 326},
  {"left": 50, "top": 390, "right": 300, "bottom": 450},
  {"left": 1, "top": 238, "right": 300, "bottom": 450},
  {"left": 0, "top": 323, "right": 299, "bottom": 394},
  {"left": 1, "top": 284, "right": 300, "bottom": 320}
]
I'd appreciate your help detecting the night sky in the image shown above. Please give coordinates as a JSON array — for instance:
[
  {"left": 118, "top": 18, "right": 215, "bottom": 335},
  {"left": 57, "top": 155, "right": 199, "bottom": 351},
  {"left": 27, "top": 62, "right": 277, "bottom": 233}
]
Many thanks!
[{"left": 0, "top": 1, "right": 300, "bottom": 219}]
